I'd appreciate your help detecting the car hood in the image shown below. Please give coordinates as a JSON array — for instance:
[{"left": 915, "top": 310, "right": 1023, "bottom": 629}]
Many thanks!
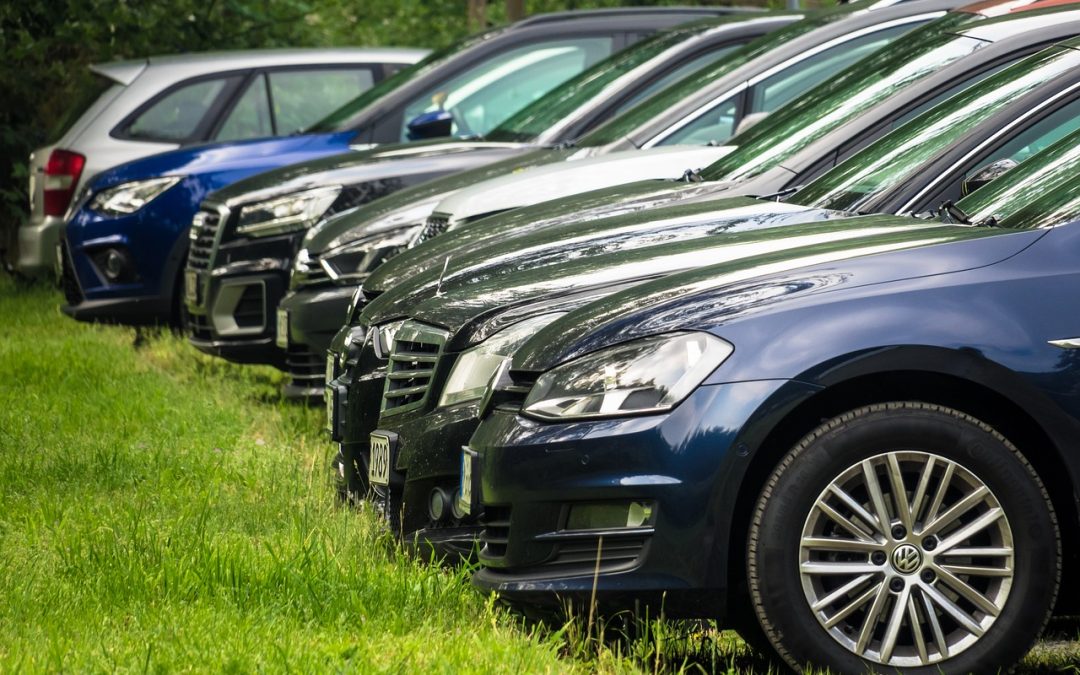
[
  {"left": 366, "top": 197, "right": 858, "bottom": 342},
  {"left": 433, "top": 145, "right": 737, "bottom": 224},
  {"left": 363, "top": 177, "right": 732, "bottom": 296},
  {"left": 512, "top": 217, "right": 1046, "bottom": 372},
  {"left": 303, "top": 147, "right": 574, "bottom": 254},
  {"left": 206, "top": 139, "right": 537, "bottom": 208},
  {"left": 88, "top": 131, "right": 358, "bottom": 190}
]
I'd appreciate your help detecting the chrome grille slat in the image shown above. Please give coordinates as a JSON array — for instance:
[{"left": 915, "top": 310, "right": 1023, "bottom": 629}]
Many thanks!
[
  {"left": 187, "top": 206, "right": 225, "bottom": 271},
  {"left": 380, "top": 321, "right": 449, "bottom": 415}
]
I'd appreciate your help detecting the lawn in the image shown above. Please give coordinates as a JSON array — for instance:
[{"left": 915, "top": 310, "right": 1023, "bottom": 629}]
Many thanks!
[{"left": 0, "top": 276, "right": 1076, "bottom": 673}]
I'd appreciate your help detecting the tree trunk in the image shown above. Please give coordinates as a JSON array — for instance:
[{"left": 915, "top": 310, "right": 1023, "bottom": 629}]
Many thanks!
[
  {"left": 506, "top": 0, "right": 525, "bottom": 21},
  {"left": 468, "top": 0, "right": 487, "bottom": 30}
]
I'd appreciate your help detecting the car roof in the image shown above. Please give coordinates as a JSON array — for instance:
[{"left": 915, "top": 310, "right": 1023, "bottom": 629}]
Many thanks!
[{"left": 90, "top": 48, "right": 429, "bottom": 85}]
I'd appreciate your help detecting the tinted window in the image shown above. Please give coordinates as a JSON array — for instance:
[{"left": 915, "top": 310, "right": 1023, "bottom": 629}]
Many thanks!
[
  {"left": 216, "top": 75, "right": 272, "bottom": 141},
  {"left": 661, "top": 23, "right": 913, "bottom": 147},
  {"left": 270, "top": 68, "right": 375, "bottom": 134},
  {"left": 127, "top": 78, "right": 228, "bottom": 141},
  {"left": 700, "top": 14, "right": 985, "bottom": 183},
  {"left": 615, "top": 46, "right": 739, "bottom": 116},
  {"left": 399, "top": 37, "right": 614, "bottom": 141},
  {"left": 788, "top": 47, "right": 1079, "bottom": 212}
]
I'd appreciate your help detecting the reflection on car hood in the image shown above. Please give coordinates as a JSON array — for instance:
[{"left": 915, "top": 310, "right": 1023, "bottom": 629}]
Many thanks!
[
  {"left": 207, "top": 139, "right": 534, "bottom": 207},
  {"left": 512, "top": 216, "right": 1043, "bottom": 371},
  {"left": 363, "top": 177, "right": 729, "bottom": 295},
  {"left": 303, "top": 147, "right": 573, "bottom": 254},
  {"left": 89, "top": 131, "right": 355, "bottom": 190},
  {"left": 367, "top": 197, "right": 856, "bottom": 343},
  {"left": 433, "top": 145, "right": 737, "bottom": 223}
]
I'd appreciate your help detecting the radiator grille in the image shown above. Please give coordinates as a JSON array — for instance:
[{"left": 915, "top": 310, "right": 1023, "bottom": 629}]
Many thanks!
[
  {"left": 381, "top": 321, "right": 448, "bottom": 415},
  {"left": 414, "top": 213, "right": 451, "bottom": 246},
  {"left": 187, "top": 206, "right": 226, "bottom": 271}
]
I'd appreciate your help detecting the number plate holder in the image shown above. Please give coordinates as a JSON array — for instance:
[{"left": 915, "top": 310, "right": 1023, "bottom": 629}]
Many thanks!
[
  {"left": 458, "top": 446, "right": 480, "bottom": 516},
  {"left": 369, "top": 431, "right": 397, "bottom": 486}
]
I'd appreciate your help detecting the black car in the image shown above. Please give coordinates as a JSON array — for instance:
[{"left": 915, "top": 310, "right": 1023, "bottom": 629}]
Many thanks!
[
  {"left": 327, "top": 34, "right": 1080, "bottom": 557},
  {"left": 279, "top": 0, "right": 963, "bottom": 395},
  {"left": 183, "top": 11, "right": 792, "bottom": 368}
]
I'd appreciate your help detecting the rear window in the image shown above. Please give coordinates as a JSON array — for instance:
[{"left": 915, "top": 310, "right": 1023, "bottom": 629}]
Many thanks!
[{"left": 49, "top": 73, "right": 116, "bottom": 143}]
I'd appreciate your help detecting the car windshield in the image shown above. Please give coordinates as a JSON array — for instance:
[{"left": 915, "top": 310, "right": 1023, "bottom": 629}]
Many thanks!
[
  {"left": 788, "top": 45, "right": 1080, "bottom": 212},
  {"left": 698, "top": 12, "right": 986, "bottom": 183},
  {"left": 306, "top": 29, "right": 501, "bottom": 133},
  {"left": 572, "top": 6, "right": 858, "bottom": 148},
  {"left": 953, "top": 124, "right": 1080, "bottom": 230},
  {"left": 485, "top": 18, "right": 748, "bottom": 143}
]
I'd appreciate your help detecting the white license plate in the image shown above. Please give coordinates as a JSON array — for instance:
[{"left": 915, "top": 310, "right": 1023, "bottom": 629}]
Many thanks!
[
  {"left": 184, "top": 269, "right": 199, "bottom": 305},
  {"left": 275, "top": 308, "right": 289, "bottom": 349},
  {"left": 369, "top": 433, "right": 392, "bottom": 486},
  {"left": 326, "top": 354, "right": 336, "bottom": 383},
  {"left": 459, "top": 447, "right": 478, "bottom": 516},
  {"left": 54, "top": 244, "right": 63, "bottom": 277}
]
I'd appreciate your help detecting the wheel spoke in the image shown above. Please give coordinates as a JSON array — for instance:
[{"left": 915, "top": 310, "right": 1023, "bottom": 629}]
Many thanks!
[
  {"left": 827, "top": 484, "right": 884, "bottom": 537},
  {"left": 887, "top": 453, "right": 913, "bottom": 532},
  {"left": 907, "top": 591, "right": 930, "bottom": 665},
  {"left": 861, "top": 460, "right": 893, "bottom": 536},
  {"left": 939, "top": 563, "right": 1011, "bottom": 577},
  {"left": 935, "top": 566, "right": 1002, "bottom": 617},
  {"left": 801, "top": 536, "right": 883, "bottom": 553},
  {"left": 856, "top": 581, "right": 891, "bottom": 655},
  {"left": 920, "top": 587, "right": 949, "bottom": 660},
  {"left": 910, "top": 456, "right": 936, "bottom": 526},
  {"left": 823, "top": 581, "right": 882, "bottom": 628},
  {"left": 942, "top": 546, "right": 1012, "bottom": 558},
  {"left": 880, "top": 585, "right": 910, "bottom": 663},
  {"left": 813, "top": 573, "right": 877, "bottom": 612},
  {"left": 922, "top": 581, "right": 985, "bottom": 637},
  {"left": 935, "top": 508, "right": 1004, "bottom": 554},
  {"left": 922, "top": 485, "right": 990, "bottom": 537},
  {"left": 816, "top": 499, "right": 877, "bottom": 543},
  {"left": 924, "top": 461, "right": 955, "bottom": 526},
  {"left": 802, "top": 561, "right": 882, "bottom": 576}
]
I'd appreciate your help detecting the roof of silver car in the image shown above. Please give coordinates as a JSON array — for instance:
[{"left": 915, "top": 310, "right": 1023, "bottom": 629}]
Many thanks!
[{"left": 90, "top": 47, "right": 429, "bottom": 85}]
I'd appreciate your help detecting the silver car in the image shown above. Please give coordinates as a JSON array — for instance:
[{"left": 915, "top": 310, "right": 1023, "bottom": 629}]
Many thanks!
[{"left": 17, "top": 47, "right": 427, "bottom": 277}]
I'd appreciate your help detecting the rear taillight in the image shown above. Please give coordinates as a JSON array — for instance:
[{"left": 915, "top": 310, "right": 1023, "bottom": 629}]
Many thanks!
[{"left": 43, "top": 149, "right": 86, "bottom": 217}]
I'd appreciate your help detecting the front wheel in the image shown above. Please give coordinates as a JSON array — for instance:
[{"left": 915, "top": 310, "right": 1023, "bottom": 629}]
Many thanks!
[{"left": 748, "top": 402, "right": 1060, "bottom": 673}]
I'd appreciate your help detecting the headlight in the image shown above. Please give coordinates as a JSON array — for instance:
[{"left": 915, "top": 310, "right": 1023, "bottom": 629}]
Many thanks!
[
  {"left": 320, "top": 226, "right": 421, "bottom": 281},
  {"left": 89, "top": 177, "right": 181, "bottom": 215},
  {"left": 439, "top": 313, "right": 565, "bottom": 408},
  {"left": 236, "top": 186, "right": 341, "bottom": 237},
  {"left": 346, "top": 286, "right": 365, "bottom": 323},
  {"left": 523, "top": 332, "right": 733, "bottom": 421}
]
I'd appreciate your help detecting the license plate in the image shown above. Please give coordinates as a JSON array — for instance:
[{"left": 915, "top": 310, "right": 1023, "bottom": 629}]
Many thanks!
[
  {"left": 326, "top": 353, "right": 336, "bottom": 383},
  {"left": 275, "top": 308, "right": 289, "bottom": 349},
  {"left": 184, "top": 269, "right": 199, "bottom": 305},
  {"left": 458, "top": 447, "right": 479, "bottom": 516},
  {"left": 54, "top": 244, "right": 63, "bottom": 279},
  {"left": 369, "top": 432, "right": 395, "bottom": 486},
  {"left": 324, "top": 385, "right": 336, "bottom": 434}
]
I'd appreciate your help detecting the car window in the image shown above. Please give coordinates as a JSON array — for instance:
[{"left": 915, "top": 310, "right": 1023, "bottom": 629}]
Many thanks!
[
  {"left": 216, "top": 75, "right": 272, "bottom": 141},
  {"left": 660, "top": 23, "right": 913, "bottom": 147},
  {"left": 269, "top": 68, "right": 375, "bottom": 134},
  {"left": 127, "top": 78, "right": 229, "bottom": 141},
  {"left": 399, "top": 37, "right": 614, "bottom": 141},
  {"left": 614, "top": 46, "right": 739, "bottom": 116}
]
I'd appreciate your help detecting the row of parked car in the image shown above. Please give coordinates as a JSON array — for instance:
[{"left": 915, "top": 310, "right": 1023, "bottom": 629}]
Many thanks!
[{"left": 26, "top": 0, "right": 1080, "bottom": 671}]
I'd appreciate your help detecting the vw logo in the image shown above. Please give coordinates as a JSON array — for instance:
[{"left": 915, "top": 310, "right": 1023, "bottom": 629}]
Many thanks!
[{"left": 891, "top": 543, "right": 923, "bottom": 575}]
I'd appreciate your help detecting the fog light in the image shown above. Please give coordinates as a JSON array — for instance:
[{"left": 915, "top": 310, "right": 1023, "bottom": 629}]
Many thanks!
[
  {"left": 428, "top": 487, "right": 452, "bottom": 523},
  {"left": 566, "top": 501, "right": 653, "bottom": 530},
  {"left": 91, "top": 247, "right": 135, "bottom": 283}
]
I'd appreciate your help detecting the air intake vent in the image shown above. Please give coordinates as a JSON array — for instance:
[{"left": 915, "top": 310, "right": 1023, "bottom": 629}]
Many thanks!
[{"left": 414, "top": 213, "right": 450, "bottom": 246}]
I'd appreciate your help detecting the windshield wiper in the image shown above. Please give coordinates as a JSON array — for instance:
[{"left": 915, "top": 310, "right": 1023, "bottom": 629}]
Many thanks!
[
  {"left": 938, "top": 201, "right": 972, "bottom": 225},
  {"left": 757, "top": 185, "right": 802, "bottom": 202}
]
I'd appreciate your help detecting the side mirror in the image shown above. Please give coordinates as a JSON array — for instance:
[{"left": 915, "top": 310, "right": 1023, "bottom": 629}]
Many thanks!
[
  {"left": 406, "top": 110, "right": 453, "bottom": 140},
  {"left": 962, "top": 158, "right": 1018, "bottom": 196}
]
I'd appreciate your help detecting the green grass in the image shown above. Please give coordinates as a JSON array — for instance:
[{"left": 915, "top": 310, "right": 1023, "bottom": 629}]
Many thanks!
[{"left": 0, "top": 276, "right": 1076, "bottom": 673}]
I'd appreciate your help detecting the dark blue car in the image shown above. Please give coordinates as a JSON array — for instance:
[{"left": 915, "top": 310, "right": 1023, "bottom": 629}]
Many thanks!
[
  {"left": 58, "top": 8, "right": 730, "bottom": 324},
  {"left": 467, "top": 125, "right": 1080, "bottom": 672}
]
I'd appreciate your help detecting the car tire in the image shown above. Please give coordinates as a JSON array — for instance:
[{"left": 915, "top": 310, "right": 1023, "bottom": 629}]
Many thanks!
[
  {"left": 335, "top": 445, "right": 369, "bottom": 504},
  {"left": 747, "top": 402, "right": 1059, "bottom": 674}
]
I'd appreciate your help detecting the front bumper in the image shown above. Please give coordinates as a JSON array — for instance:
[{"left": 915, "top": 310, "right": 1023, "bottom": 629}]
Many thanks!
[
  {"left": 16, "top": 214, "right": 64, "bottom": 276},
  {"left": 471, "top": 380, "right": 794, "bottom": 618},
  {"left": 279, "top": 284, "right": 358, "bottom": 397}
]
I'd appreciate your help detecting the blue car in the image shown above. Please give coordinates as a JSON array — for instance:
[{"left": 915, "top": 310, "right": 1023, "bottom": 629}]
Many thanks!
[
  {"left": 59, "top": 8, "right": 731, "bottom": 325},
  {"left": 467, "top": 125, "right": 1080, "bottom": 672}
]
